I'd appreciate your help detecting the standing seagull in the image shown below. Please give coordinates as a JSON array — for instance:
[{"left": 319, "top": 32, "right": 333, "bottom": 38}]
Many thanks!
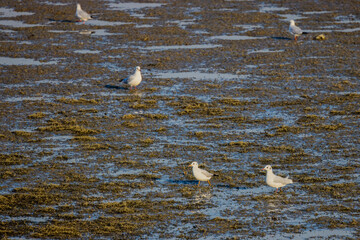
[
  {"left": 76, "top": 3, "right": 92, "bottom": 23},
  {"left": 262, "top": 165, "right": 293, "bottom": 192},
  {"left": 289, "top": 20, "right": 307, "bottom": 41},
  {"left": 120, "top": 66, "right": 142, "bottom": 90},
  {"left": 189, "top": 162, "right": 216, "bottom": 187}
]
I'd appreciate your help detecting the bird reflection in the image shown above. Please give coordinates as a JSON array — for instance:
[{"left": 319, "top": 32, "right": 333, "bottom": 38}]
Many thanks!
[
  {"left": 265, "top": 198, "right": 281, "bottom": 213},
  {"left": 193, "top": 189, "right": 212, "bottom": 204}
]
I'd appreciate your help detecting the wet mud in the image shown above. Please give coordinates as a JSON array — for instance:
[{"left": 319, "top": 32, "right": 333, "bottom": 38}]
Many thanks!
[{"left": 0, "top": 0, "right": 359, "bottom": 239}]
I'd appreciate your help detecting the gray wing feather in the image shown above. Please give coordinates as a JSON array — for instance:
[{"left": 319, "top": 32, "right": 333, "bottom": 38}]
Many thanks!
[
  {"left": 290, "top": 25, "right": 302, "bottom": 35},
  {"left": 77, "top": 9, "right": 91, "bottom": 20},
  {"left": 127, "top": 75, "right": 136, "bottom": 84},
  {"left": 273, "top": 175, "right": 292, "bottom": 184},
  {"left": 200, "top": 168, "right": 214, "bottom": 178}
]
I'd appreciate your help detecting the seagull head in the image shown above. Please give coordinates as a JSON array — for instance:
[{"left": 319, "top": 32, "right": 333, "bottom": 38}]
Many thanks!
[
  {"left": 189, "top": 162, "right": 198, "bottom": 168},
  {"left": 262, "top": 165, "right": 272, "bottom": 171},
  {"left": 77, "top": 3, "right": 81, "bottom": 9},
  {"left": 290, "top": 20, "right": 295, "bottom": 25},
  {"left": 136, "top": 66, "right": 141, "bottom": 72}
]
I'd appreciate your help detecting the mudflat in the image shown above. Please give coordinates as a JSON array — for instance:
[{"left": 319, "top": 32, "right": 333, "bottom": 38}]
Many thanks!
[{"left": 1, "top": 0, "right": 359, "bottom": 239}]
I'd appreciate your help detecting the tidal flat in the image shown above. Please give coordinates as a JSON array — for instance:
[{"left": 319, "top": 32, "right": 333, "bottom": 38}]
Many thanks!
[{"left": 0, "top": 0, "right": 359, "bottom": 239}]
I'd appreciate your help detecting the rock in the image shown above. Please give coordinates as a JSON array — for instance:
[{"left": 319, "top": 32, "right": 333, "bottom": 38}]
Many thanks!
[{"left": 314, "top": 34, "right": 325, "bottom": 41}]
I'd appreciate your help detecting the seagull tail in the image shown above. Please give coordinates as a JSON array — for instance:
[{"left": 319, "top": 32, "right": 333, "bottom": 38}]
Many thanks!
[
  {"left": 286, "top": 176, "right": 293, "bottom": 184},
  {"left": 302, "top": 31, "right": 309, "bottom": 34}
]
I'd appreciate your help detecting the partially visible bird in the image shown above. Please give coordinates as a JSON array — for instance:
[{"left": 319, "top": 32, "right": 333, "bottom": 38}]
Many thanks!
[
  {"left": 189, "top": 162, "right": 216, "bottom": 187},
  {"left": 289, "top": 20, "right": 307, "bottom": 41},
  {"left": 120, "top": 66, "right": 142, "bottom": 90},
  {"left": 262, "top": 165, "right": 293, "bottom": 192},
  {"left": 76, "top": 3, "right": 92, "bottom": 23}
]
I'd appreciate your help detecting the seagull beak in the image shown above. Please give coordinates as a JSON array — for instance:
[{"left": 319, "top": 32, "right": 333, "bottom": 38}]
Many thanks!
[
  {"left": 262, "top": 168, "right": 265, "bottom": 171},
  {"left": 188, "top": 164, "right": 192, "bottom": 167}
]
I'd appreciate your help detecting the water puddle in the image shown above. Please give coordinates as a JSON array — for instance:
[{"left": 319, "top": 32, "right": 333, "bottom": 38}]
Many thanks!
[
  {"left": 130, "top": 13, "right": 158, "bottom": 19},
  {"left": 155, "top": 70, "right": 248, "bottom": 81},
  {"left": 36, "top": 79, "right": 62, "bottom": 85},
  {"left": 193, "top": 29, "right": 209, "bottom": 34},
  {"left": 169, "top": 19, "right": 195, "bottom": 29},
  {"left": 4, "top": 96, "right": 44, "bottom": 102},
  {"left": 259, "top": 5, "right": 288, "bottom": 13},
  {"left": 141, "top": 44, "right": 222, "bottom": 51},
  {"left": 43, "top": 135, "right": 73, "bottom": 142},
  {"left": 48, "top": 30, "right": 75, "bottom": 33},
  {"left": 107, "top": 168, "right": 143, "bottom": 178},
  {"left": 48, "top": 29, "right": 116, "bottom": 36},
  {"left": 92, "top": 29, "right": 118, "bottom": 36},
  {"left": 41, "top": 1, "right": 69, "bottom": 6},
  {"left": 2, "top": 216, "right": 50, "bottom": 223},
  {"left": 248, "top": 48, "right": 284, "bottom": 54},
  {"left": 0, "top": 40, "right": 32, "bottom": 44},
  {"left": 235, "top": 24, "right": 262, "bottom": 32},
  {"left": 278, "top": 14, "right": 307, "bottom": 22},
  {"left": 107, "top": 2, "right": 166, "bottom": 11},
  {"left": 135, "top": 24, "right": 154, "bottom": 28},
  {"left": 266, "top": 228, "right": 354, "bottom": 239},
  {"left": 11, "top": 128, "right": 36, "bottom": 133},
  {"left": 303, "top": 11, "right": 333, "bottom": 15},
  {"left": 335, "top": 15, "right": 360, "bottom": 24},
  {"left": 0, "top": 7, "right": 34, "bottom": 18},
  {"left": 210, "top": 35, "right": 267, "bottom": 40},
  {"left": 1, "top": 29, "right": 16, "bottom": 34},
  {"left": 86, "top": 19, "right": 129, "bottom": 26},
  {"left": 0, "top": 20, "right": 44, "bottom": 28},
  {"left": 336, "top": 27, "right": 360, "bottom": 32},
  {"left": 0, "top": 56, "right": 57, "bottom": 66},
  {"left": 74, "top": 50, "right": 101, "bottom": 54}
]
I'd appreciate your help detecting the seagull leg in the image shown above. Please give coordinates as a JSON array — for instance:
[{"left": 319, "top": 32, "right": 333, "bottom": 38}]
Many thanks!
[
  {"left": 207, "top": 180, "right": 212, "bottom": 187},
  {"left": 295, "top": 36, "right": 298, "bottom": 41},
  {"left": 198, "top": 181, "right": 200, "bottom": 186}
]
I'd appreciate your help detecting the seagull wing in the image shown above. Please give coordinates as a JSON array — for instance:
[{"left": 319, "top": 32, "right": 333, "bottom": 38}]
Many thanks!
[
  {"left": 77, "top": 9, "right": 92, "bottom": 20},
  {"left": 200, "top": 168, "right": 214, "bottom": 178},
  {"left": 126, "top": 74, "right": 136, "bottom": 84},
  {"left": 273, "top": 174, "right": 292, "bottom": 184},
  {"left": 290, "top": 25, "right": 302, "bottom": 35}
]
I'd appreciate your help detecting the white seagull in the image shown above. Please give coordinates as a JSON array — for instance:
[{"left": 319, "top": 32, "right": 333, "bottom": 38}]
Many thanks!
[
  {"left": 262, "top": 165, "right": 293, "bottom": 192},
  {"left": 289, "top": 20, "right": 307, "bottom": 41},
  {"left": 76, "top": 3, "right": 92, "bottom": 23},
  {"left": 120, "top": 66, "right": 142, "bottom": 90},
  {"left": 189, "top": 162, "right": 216, "bottom": 187}
]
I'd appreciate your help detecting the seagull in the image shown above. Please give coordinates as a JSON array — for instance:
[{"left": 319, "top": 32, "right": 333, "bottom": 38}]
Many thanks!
[
  {"left": 189, "top": 162, "right": 216, "bottom": 187},
  {"left": 76, "top": 3, "right": 92, "bottom": 23},
  {"left": 119, "top": 66, "right": 142, "bottom": 90},
  {"left": 262, "top": 165, "right": 293, "bottom": 192},
  {"left": 289, "top": 20, "right": 307, "bottom": 41}
]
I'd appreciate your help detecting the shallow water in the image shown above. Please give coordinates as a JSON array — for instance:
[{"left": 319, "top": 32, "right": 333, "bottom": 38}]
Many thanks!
[
  {"left": 210, "top": 35, "right": 267, "bottom": 40},
  {"left": 141, "top": 44, "right": 222, "bottom": 51},
  {"left": 0, "top": 7, "right": 34, "bottom": 18},
  {"left": 0, "top": 56, "right": 57, "bottom": 65},
  {"left": 0, "top": 19, "right": 43, "bottom": 27},
  {"left": 0, "top": 0, "right": 359, "bottom": 239}
]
